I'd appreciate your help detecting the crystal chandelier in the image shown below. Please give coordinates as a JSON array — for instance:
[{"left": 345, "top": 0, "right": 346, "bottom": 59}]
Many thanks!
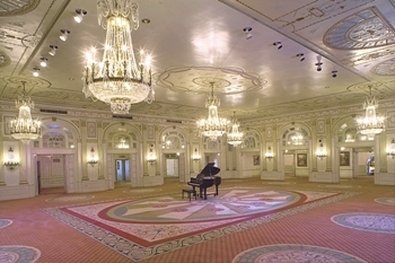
[
  {"left": 83, "top": 0, "right": 154, "bottom": 115},
  {"left": 197, "top": 82, "right": 229, "bottom": 141},
  {"left": 227, "top": 111, "right": 243, "bottom": 146},
  {"left": 356, "top": 87, "right": 384, "bottom": 136},
  {"left": 9, "top": 81, "right": 41, "bottom": 142}
]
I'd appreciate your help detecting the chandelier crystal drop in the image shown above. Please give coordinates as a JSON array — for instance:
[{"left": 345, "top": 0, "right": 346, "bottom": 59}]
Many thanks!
[
  {"left": 197, "top": 82, "right": 230, "bottom": 141},
  {"left": 9, "top": 81, "right": 41, "bottom": 142},
  {"left": 356, "top": 87, "right": 384, "bottom": 136},
  {"left": 227, "top": 111, "right": 243, "bottom": 146},
  {"left": 83, "top": 0, "right": 154, "bottom": 115}
]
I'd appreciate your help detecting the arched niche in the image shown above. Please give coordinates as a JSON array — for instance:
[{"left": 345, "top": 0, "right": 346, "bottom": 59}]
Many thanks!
[
  {"left": 102, "top": 123, "right": 141, "bottom": 149},
  {"left": 280, "top": 123, "right": 311, "bottom": 148},
  {"left": 241, "top": 130, "right": 261, "bottom": 151},
  {"left": 159, "top": 127, "right": 186, "bottom": 152},
  {"left": 334, "top": 116, "right": 374, "bottom": 143},
  {"left": 35, "top": 117, "right": 80, "bottom": 149}
]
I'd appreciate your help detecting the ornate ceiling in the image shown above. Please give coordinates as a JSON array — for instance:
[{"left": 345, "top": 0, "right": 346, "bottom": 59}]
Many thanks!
[{"left": 0, "top": 0, "right": 394, "bottom": 121}]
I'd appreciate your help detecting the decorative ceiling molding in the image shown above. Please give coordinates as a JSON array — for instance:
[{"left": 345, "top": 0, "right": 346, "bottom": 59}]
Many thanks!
[
  {"left": 324, "top": 7, "right": 395, "bottom": 50},
  {"left": 0, "top": 0, "right": 39, "bottom": 17},
  {"left": 157, "top": 66, "right": 265, "bottom": 95},
  {"left": 373, "top": 58, "right": 395, "bottom": 76}
]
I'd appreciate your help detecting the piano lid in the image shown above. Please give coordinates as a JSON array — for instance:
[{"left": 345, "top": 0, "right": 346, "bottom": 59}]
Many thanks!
[{"left": 200, "top": 162, "right": 220, "bottom": 176}]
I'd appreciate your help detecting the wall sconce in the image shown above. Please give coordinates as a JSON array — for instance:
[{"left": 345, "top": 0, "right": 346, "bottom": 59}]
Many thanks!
[
  {"left": 87, "top": 147, "right": 98, "bottom": 166},
  {"left": 387, "top": 139, "right": 395, "bottom": 159},
  {"left": 192, "top": 148, "right": 201, "bottom": 161},
  {"left": 3, "top": 147, "right": 20, "bottom": 170},
  {"left": 316, "top": 140, "right": 327, "bottom": 159},
  {"left": 264, "top": 146, "right": 274, "bottom": 160},
  {"left": 147, "top": 144, "right": 157, "bottom": 164}
]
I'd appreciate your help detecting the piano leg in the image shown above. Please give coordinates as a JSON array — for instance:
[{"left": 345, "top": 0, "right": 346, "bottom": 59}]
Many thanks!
[
  {"left": 203, "top": 188, "right": 207, "bottom": 200},
  {"left": 214, "top": 185, "right": 219, "bottom": 196}
]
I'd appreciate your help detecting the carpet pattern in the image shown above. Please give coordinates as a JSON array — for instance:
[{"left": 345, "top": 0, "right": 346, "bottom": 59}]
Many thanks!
[
  {"left": 0, "top": 246, "right": 41, "bottom": 263},
  {"left": 45, "top": 195, "right": 95, "bottom": 203},
  {"left": 231, "top": 244, "right": 367, "bottom": 263},
  {"left": 45, "top": 188, "right": 355, "bottom": 262},
  {"left": 0, "top": 219, "right": 12, "bottom": 229},
  {"left": 331, "top": 212, "right": 395, "bottom": 234}
]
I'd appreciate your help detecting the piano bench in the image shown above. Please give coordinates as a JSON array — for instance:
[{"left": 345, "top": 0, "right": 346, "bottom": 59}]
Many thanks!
[{"left": 182, "top": 189, "right": 197, "bottom": 201}]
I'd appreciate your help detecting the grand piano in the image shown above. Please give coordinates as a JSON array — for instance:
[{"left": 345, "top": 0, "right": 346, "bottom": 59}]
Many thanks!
[{"left": 188, "top": 162, "right": 221, "bottom": 200}]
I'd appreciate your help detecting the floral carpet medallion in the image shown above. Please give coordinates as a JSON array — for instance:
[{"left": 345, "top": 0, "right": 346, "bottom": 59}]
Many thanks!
[
  {"left": 0, "top": 246, "right": 41, "bottom": 263},
  {"left": 232, "top": 244, "right": 367, "bottom": 263},
  {"left": 45, "top": 188, "right": 354, "bottom": 262},
  {"left": 375, "top": 197, "right": 395, "bottom": 206},
  {"left": 331, "top": 212, "right": 395, "bottom": 234},
  {"left": 0, "top": 219, "right": 13, "bottom": 229}
]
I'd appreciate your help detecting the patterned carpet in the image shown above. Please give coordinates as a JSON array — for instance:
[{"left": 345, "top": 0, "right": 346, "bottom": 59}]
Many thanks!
[
  {"left": 232, "top": 244, "right": 367, "bottom": 263},
  {"left": 45, "top": 188, "right": 353, "bottom": 262},
  {"left": 0, "top": 245, "right": 41, "bottom": 263}
]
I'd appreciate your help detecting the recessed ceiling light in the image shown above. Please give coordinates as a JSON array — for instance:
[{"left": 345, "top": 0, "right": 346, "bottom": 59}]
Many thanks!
[
  {"left": 40, "top": 57, "right": 48, "bottom": 67},
  {"left": 142, "top": 18, "right": 151, "bottom": 24},
  {"left": 59, "top": 29, "right": 71, "bottom": 41}
]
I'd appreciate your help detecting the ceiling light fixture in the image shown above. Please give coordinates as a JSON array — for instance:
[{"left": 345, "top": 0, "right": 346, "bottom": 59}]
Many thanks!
[
  {"left": 273, "top": 41, "right": 282, "bottom": 49},
  {"left": 356, "top": 86, "right": 385, "bottom": 137},
  {"left": 74, "top": 8, "right": 87, "bottom": 23},
  {"left": 331, "top": 70, "right": 338, "bottom": 78},
  {"left": 32, "top": 67, "right": 40, "bottom": 77},
  {"left": 197, "top": 82, "right": 229, "bottom": 141},
  {"left": 296, "top": 53, "right": 305, "bottom": 61},
  {"left": 9, "top": 81, "right": 41, "bottom": 143},
  {"left": 39, "top": 57, "right": 48, "bottom": 67},
  {"left": 48, "top": 45, "right": 58, "bottom": 56},
  {"left": 83, "top": 0, "right": 154, "bottom": 114},
  {"left": 59, "top": 29, "right": 71, "bottom": 41},
  {"left": 315, "top": 55, "right": 322, "bottom": 71},
  {"left": 227, "top": 111, "right": 244, "bottom": 146},
  {"left": 243, "top": 26, "right": 252, "bottom": 40}
]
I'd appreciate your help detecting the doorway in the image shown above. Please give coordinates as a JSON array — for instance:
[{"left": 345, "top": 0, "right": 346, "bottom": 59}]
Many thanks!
[
  {"left": 36, "top": 154, "right": 66, "bottom": 194},
  {"left": 284, "top": 153, "right": 295, "bottom": 176},
  {"left": 115, "top": 159, "right": 130, "bottom": 182},
  {"left": 166, "top": 158, "right": 179, "bottom": 177}
]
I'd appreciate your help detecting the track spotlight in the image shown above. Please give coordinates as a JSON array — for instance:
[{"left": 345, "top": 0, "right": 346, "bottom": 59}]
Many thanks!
[
  {"left": 243, "top": 26, "right": 253, "bottom": 40},
  {"left": 273, "top": 41, "right": 282, "bottom": 49},
  {"left": 32, "top": 67, "right": 40, "bottom": 77},
  {"left": 296, "top": 53, "right": 305, "bottom": 62},
  {"left": 331, "top": 70, "right": 338, "bottom": 78},
  {"left": 59, "top": 29, "right": 71, "bottom": 41},
  {"left": 39, "top": 57, "right": 48, "bottom": 68},
  {"left": 315, "top": 62, "right": 323, "bottom": 71},
  {"left": 74, "top": 8, "right": 87, "bottom": 23},
  {"left": 48, "top": 45, "right": 58, "bottom": 56}
]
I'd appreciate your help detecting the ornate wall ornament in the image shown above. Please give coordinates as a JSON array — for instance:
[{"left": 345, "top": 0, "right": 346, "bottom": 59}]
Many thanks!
[
  {"left": 0, "top": 0, "right": 39, "bottom": 17},
  {"left": 157, "top": 66, "right": 265, "bottom": 95},
  {"left": 0, "top": 50, "right": 10, "bottom": 67},
  {"left": 324, "top": 8, "right": 395, "bottom": 49},
  {"left": 373, "top": 57, "right": 395, "bottom": 76}
]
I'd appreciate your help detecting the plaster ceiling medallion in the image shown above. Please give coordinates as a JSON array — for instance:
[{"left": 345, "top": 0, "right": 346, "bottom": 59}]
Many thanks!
[
  {"left": 0, "top": 0, "right": 39, "bottom": 16},
  {"left": 158, "top": 66, "right": 265, "bottom": 95},
  {"left": 324, "top": 8, "right": 395, "bottom": 49},
  {"left": 373, "top": 58, "right": 395, "bottom": 76}
]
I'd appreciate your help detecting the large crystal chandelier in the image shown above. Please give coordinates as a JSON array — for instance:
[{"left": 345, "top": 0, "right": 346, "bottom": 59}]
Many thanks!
[
  {"left": 83, "top": 0, "right": 154, "bottom": 114},
  {"left": 227, "top": 111, "right": 243, "bottom": 146},
  {"left": 9, "top": 81, "right": 41, "bottom": 142},
  {"left": 197, "top": 82, "right": 229, "bottom": 141},
  {"left": 356, "top": 87, "right": 384, "bottom": 136}
]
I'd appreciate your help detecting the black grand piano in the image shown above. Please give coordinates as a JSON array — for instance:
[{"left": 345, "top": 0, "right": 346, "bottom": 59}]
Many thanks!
[{"left": 188, "top": 162, "right": 221, "bottom": 200}]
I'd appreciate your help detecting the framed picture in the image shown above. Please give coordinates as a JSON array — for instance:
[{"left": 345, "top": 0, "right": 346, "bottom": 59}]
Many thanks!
[
  {"left": 297, "top": 153, "right": 307, "bottom": 167},
  {"left": 253, "top": 155, "right": 260, "bottom": 166},
  {"left": 340, "top": 151, "right": 350, "bottom": 166}
]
